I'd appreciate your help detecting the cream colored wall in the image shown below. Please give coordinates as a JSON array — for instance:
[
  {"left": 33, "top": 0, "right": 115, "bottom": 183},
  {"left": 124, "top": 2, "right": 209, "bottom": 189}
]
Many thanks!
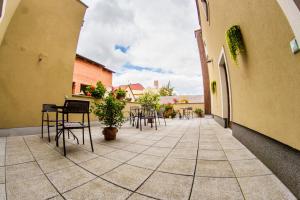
[
  {"left": 0, "top": 0, "right": 21, "bottom": 45},
  {"left": 173, "top": 103, "right": 204, "bottom": 113},
  {"left": 0, "top": 0, "right": 86, "bottom": 128},
  {"left": 198, "top": 0, "right": 300, "bottom": 150}
]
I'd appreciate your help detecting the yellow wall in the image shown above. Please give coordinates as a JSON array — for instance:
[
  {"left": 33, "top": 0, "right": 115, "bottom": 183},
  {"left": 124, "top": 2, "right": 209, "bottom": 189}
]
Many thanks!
[
  {"left": 198, "top": 0, "right": 300, "bottom": 150},
  {"left": 0, "top": 0, "right": 21, "bottom": 45},
  {"left": 0, "top": 0, "right": 86, "bottom": 128},
  {"left": 173, "top": 103, "right": 204, "bottom": 114},
  {"left": 69, "top": 95, "right": 204, "bottom": 121}
]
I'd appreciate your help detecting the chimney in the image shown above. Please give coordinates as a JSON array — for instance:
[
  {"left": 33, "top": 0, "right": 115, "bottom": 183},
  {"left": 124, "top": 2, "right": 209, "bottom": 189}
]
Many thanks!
[{"left": 154, "top": 80, "right": 159, "bottom": 89}]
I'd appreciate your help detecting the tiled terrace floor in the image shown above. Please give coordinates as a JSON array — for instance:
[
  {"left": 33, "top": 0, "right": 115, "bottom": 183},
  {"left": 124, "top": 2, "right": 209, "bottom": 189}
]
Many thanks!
[{"left": 0, "top": 118, "right": 296, "bottom": 200}]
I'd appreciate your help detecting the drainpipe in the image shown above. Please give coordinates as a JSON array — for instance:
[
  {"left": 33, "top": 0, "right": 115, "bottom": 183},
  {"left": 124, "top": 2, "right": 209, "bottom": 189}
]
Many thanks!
[{"left": 194, "top": 0, "right": 211, "bottom": 114}]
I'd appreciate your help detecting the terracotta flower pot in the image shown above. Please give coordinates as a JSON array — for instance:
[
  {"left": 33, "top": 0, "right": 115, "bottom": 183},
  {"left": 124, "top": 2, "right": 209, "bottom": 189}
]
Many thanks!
[
  {"left": 102, "top": 127, "right": 118, "bottom": 140},
  {"left": 116, "top": 95, "right": 125, "bottom": 100}
]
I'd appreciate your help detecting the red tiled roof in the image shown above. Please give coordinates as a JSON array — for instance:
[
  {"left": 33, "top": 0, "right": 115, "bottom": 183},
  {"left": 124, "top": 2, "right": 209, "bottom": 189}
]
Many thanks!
[
  {"left": 129, "top": 83, "right": 144, "bottom": 90},
  {"left": 114, "top": 83, "right": 144, "bottom": 91}
]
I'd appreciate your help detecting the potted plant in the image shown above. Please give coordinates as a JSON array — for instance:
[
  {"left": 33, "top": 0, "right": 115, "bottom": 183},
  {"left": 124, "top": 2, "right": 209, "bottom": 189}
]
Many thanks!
[
  {"left": 85, "top": 82, "right": 106, "bottom": 99},
  {"left": 194, "top": 108, "right": 204, "bottom": 118},
  {"left": 115, "top": 88, "right": 126, "bottom": 100},
  {"left": 92, "top": 94, "right": 125, "bottom": 140},
  {"left": 211, "top": 81, "right": 217, "bottom": 94},
  {"left": 226, "top": 25, "right": 246, "bottom": 64},
  {"left": 92, "top": 81, "right": 106, "bottom": 99},
  {"left": 163, "top": 104, "right": 176, "bottom": 119}
]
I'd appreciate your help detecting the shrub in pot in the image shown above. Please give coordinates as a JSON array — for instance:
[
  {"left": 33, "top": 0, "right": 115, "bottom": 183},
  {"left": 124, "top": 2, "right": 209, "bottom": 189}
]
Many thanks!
[
  {"left": 92, "top": 81, "right": 106, "bottom": 99},
  {"left": 115, "top": 88, "right": 126, "bottom": 100},
  {"left": 92, "top": 94, "right": 125, "bottom": 140},
  {"left": 194, "top": 108, "right": 204, "bottom": 118},
  {"left": 163, "top": 104, "right": 176, "bottom": 119},
  {"left": 85, "top": 81, "right": 106, "bottom": 99}
]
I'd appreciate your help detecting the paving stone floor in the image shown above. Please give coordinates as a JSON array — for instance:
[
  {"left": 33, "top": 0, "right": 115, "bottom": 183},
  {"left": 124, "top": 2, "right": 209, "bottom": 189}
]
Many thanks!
[{"left": 0, "top": 118, "right": 296, "bottom": 200}]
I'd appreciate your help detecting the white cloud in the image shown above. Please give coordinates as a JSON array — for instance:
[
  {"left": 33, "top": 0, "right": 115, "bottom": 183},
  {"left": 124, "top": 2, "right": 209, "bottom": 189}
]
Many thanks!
[{"left": 78, "top": 0, "right": 203, "bottom": 95}]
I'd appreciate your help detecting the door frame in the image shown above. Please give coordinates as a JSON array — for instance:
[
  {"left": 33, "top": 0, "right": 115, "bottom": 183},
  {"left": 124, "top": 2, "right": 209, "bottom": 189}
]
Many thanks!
[{"left": 218, "top": 47, "right": 232, "bottom": 128}]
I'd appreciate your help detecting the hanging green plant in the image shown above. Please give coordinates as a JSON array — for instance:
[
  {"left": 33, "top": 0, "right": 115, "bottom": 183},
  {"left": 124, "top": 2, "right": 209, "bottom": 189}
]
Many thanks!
[
  {"left": 211, "top": 81, "right": 217, "bottom": 94},
  {"left": 226, "top": 25, "right": 246, "bottom": 63}
]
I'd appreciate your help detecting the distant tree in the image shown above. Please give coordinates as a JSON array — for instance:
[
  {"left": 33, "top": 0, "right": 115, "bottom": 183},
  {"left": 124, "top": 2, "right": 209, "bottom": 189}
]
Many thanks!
[
  {"left": 159, "top": 81, "right": 174, "bottom": 96},
  {"left": 137, "top": 92, "right": 160, "bottom": 109}
]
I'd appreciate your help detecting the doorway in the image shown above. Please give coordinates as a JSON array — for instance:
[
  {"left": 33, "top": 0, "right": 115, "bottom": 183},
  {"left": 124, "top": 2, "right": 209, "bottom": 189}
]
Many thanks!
[{"left": 218, "top": 48, "right": 232, "bottom": 128}]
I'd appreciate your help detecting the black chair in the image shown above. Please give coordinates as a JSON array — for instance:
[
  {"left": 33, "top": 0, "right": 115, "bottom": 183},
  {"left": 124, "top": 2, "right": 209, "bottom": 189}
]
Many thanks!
[
  {"left": 139, "top": 107, "right": 157, "bottom": 131},
  {"left": 56, "top": 100, "right": 94, "bottom": 156},
  {"left": 186, "top": 107, "right": 194, "bottom": 119},
  {"left": 41, "top": 104, "right": 60, "bottom": 142},
  {"left": 129, "top": 106, "right": 140, "bottom": 128},
  {"left": 156, "top": 107, "right": 166, "bottom": 126}
]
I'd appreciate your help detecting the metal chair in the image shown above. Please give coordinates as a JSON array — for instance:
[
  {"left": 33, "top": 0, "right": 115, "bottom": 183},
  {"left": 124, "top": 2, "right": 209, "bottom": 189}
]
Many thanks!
[
  {"left": 129, "top": 106, "right": 140, "bottom": 128},
  {"left": 157, "top": 107, "right": 166, "bottom": 126},
  {"left": 139, "top": 107, "right": 157, "bottom": 131},
  {"left": 41, "top": 104, "right": 60, "bottom": 142},
  {"left": 182, "top": 107, "right": 193, "bottom": 119},
  {"left": 187, "top": 107, "right": 194, "bottom": 119},
  {"left": 56, "top": 100, "right": 94, "bottom": 156}
]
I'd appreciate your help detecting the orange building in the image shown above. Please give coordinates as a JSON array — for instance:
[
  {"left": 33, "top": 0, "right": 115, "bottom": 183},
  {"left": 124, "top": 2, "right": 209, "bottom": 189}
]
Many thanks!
[{"left": 72, "top": 54, "right": 114, "bottom": 94}]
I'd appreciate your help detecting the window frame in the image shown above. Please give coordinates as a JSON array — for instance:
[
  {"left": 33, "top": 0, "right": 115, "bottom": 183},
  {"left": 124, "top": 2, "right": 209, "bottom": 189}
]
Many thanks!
[
  {"left": 201, "top": 0, "right": 209, "bottom": 22},
  {"left": 0, "top": 0, "right": 6, "bottom": 22},
  {"left": 294, "top": 0, "right": 300, "bottom": 11}
]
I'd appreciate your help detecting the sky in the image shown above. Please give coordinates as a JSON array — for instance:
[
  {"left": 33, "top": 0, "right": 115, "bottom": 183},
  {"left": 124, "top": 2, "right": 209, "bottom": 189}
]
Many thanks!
[{"left": 78, "top": 0, "right": 203, "bottom": 95}]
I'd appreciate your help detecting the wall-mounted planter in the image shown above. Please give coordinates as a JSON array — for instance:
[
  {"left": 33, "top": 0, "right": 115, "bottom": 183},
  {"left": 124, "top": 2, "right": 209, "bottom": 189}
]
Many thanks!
[
  {"left": 226, "top": 25, "right": 246, "bottom": 64},
  {"left": 211, "top": 81, "right": 217, "bottom": 94}
]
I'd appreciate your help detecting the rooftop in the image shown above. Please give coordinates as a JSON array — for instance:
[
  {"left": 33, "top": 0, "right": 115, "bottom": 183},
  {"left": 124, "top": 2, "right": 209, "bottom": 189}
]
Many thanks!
[
  {"left": 0, "top": 118, "right": 295, "bottom": 199},
  {"left": 114, "top": 83, "right": 145, "bottom": 91},
  {"left": 76, "top": 54, "right": 115, "bottom": 73}
]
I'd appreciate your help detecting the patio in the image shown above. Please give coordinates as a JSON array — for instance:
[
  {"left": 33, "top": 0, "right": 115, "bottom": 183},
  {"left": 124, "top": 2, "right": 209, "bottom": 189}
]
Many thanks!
[{"left": 0, "top": 118, "right": 296, "bottom": 200}]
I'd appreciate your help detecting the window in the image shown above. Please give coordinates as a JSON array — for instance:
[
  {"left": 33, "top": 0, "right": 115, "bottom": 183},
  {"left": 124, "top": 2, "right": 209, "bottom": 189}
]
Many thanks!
[
  {"left": 294, "top": 0, "right": 300, "bottom": 11},
  {"left": 0, "top": 0, "right": 5, "bottom": 20},
  {"left": 201, "top": 0, "right": 209, "bottom": 22},
  {"left": 72, "top": 82, "right": 75, "bottom": 94},
  {"left": 80, "top": 84, "right": 88, "bottom": 93}
]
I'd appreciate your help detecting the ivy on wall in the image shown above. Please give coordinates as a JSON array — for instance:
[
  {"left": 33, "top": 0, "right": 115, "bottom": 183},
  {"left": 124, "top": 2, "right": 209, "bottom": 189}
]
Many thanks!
[
  {"left": 226, "top": 25, "right": 246, "bottom": 64},
  {"left": 211, "top": 81, "right": 217, "bottom": 94}
]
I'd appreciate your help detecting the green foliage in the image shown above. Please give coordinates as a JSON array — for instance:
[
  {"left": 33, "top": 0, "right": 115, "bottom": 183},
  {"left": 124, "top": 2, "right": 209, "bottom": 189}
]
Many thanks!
[
  {"left": 137, "top": 92, "right": 160, "bottom": 109},
  {"left": 194, "top": 108, "right": 204, "bottom": 117},
  {"left": 115, "top": 88, "right": 126, "bottom": 100},
  {"left": 159, "top": 87, "right": 174, "bottom": 96},
  {"left": 179, "top": 99, "right": 189, "bottom": 104},
  {"left": 85, "top": 81, "right": 106, "bottom": 99},
  {"left": 211, "top": 81, "right": 217, "bottom": 94},
  {"left": 159, "top": 81, "right": 174, "bottom": 96},
  {"left": 92, "top": 94, "right": 125, "bottom": 128},
  {"left": 161, "top": 104, "right": 177, "bottom": 118},
  {"left": 226, "top": 25, "right": 246, "bottom": 63}
]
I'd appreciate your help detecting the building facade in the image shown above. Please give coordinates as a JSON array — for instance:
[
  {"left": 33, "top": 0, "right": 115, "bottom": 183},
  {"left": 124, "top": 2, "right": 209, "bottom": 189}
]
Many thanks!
[
  {"left": 195, "top": 0, "right": 300, "bottom": 198},
  {"left": 0, "top": 0, "right": 87, "bottom": 129},
  {"left": 114, "top": 83, "right": 145, "bottom": 102},
  {"left": 72, "top": 54, "right": 114, "bottom": 94}
]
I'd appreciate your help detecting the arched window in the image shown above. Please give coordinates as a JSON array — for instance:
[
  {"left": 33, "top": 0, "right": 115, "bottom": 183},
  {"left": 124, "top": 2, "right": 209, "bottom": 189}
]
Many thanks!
[{"left": 201, "top": 0, "right": 209, "bottom": 22}]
